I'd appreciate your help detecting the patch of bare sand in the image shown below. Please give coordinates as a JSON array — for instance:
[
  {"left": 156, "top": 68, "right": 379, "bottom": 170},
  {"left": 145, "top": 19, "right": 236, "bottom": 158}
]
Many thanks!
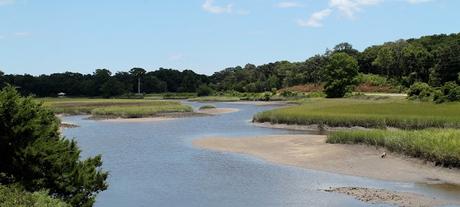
[
  {"left": 197, "top": 108, "right": 239, "bottom": 115},
  {"left": 325, "top": 187, "right": 460, "bottom": 207},
  {"left": 193, "top": 135, "right": 460, "bottom": 185}
]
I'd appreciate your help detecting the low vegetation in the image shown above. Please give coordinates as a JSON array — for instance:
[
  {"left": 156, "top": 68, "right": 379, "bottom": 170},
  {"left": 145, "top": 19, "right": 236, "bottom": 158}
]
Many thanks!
[
  {"left": 0, "top": 185, "right": 69, "bottom": 207},
  {"left": 407, "top": 81, "right": 460, "bottom": 103},
  {"left": 253, "top": 98, "right": 460, "bottom": 129},
  {"left": 199, "top": 105, "right": 216, "bottom": 110},
  {"left": 92, "top": 104, "right": 192, "bottom": 118},
  {"left": 327, "top": 129, "right": 460, "bottom": 168},
  {"left": 40, "top": 98, "right": 192, "bottom": 118}
]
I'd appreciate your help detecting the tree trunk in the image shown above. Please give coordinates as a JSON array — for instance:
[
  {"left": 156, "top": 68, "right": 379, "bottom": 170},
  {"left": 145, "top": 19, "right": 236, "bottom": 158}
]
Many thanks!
[{"left": 137, "top": 77, "right": 141, "bottom": 94}]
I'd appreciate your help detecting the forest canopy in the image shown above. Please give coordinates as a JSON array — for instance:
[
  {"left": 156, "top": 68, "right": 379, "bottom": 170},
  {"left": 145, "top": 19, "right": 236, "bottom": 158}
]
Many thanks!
[{"left": 1, "top": 32, "right": 459, "bottom": 97}]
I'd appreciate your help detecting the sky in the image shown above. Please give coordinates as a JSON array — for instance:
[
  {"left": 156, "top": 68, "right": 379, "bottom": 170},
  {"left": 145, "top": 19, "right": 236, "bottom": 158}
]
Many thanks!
[{"left": 0, "top": 0, "right": 459, "bottom": 75}]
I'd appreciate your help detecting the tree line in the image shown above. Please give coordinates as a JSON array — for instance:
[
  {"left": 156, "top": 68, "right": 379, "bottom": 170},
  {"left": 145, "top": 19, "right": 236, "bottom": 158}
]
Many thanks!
[
  {"left": 0, "top": 68, "right": 209, "bottom": 97},
  {"left": 210, "top": 33, "right": 460, "bottom": 93},
  {"left": 0, "top": 32, "right": 459, "bottom": 97}
]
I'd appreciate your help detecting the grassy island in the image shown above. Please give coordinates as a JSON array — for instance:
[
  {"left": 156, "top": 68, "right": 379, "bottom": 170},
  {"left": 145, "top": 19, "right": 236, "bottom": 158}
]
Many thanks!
[{"left": 39, "top": 98, "right": 193, "bottom": 118}]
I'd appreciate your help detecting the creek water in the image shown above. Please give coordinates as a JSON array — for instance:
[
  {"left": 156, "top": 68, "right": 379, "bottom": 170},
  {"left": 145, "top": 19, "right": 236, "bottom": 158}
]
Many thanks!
[{"left": 62, "top": 101, "right": 460, "bottom": 207}]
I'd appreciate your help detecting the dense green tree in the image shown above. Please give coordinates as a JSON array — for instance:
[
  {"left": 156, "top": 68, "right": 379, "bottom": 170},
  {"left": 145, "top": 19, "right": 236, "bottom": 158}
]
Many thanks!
[
  {"left": 323, "top": 53, "right": 359, "bottom": 98},
  {"left": 196, "top": 84, "right": 213, "bottom": 96},
  {"left": 333, "top": 42, "right": 359, "bottom": 57},
  {"left": 100, "top": 78, "right": 126, "bottom": 98},
  {"left": 0, "top": 86, "right": 108, "bottom": 207},
  {"left": 0, "top": 70, "right": 4, "bottom": 88},
  {"left": 431, "top": 43, "right": 460, "bottom": 85},
  {"left": 129, "top": 68, "right": 146, "bottom": 94}
]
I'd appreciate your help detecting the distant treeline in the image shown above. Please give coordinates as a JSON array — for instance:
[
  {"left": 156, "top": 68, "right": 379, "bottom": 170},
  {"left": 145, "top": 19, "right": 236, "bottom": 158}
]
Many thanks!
[
  {"left": 1, "top": 32, "right": 459, "bottom": 97},
  {"left": 0, "top": 68, "right": 209, "bottom": 97}
]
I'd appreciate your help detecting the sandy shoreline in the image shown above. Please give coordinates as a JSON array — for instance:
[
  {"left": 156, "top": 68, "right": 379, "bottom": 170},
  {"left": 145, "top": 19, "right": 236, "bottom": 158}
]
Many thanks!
[
  {"left": 193, "top": 134, "right": 460, "bottom": 185},
  {"left": 197, "top": 108, "right": 239, "bottom": 115}
]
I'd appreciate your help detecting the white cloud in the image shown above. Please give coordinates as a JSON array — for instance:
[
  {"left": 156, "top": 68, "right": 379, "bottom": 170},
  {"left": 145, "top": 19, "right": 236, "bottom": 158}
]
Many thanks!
[
  {"left": 202, "top": 0, "right": 233, "bottom": 14},
  {"left": 298, "top": 8, "right": 332, "bottom": 27},
  {"left": 407, "top": 0, "right": 433, "bottom": 4},
  {"left": 0, "top": 0, "right": 14, "bottom": 6},
  {"left": 329, "top": 0, "right": 382, "bottom": 18},
  {"left": 275, "top": 1, "right": 303, "bottom": 8},
  {"left": 298, "top": 0, "right": 437, "bottom": 28}
]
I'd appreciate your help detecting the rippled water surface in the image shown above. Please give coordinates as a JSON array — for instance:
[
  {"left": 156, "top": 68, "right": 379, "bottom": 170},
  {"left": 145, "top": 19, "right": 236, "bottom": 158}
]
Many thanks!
[{"left": 62, "top": 101, "right": 460, "bottom": 207}]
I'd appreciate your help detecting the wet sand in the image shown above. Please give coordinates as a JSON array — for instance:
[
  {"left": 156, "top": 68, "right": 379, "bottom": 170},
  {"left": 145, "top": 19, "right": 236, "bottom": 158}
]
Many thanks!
[
  {"left": 197, "top": 108, "right": 239, "bottom": 115},
  {"left": 193, "top": 135, "right": 460, "bottom": 185}
]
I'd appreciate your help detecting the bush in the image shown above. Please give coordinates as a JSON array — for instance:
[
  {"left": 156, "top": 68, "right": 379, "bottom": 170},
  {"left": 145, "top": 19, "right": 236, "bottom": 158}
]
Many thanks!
[
  {"left": 0, "top": 86, "right": 108, "bottom": 207},
  {"left": 281, "top": 90, "right": 297, "bottom": 97},
  {"left": 196, "top": 84, "right": 213, "bottom": 97},
  {"left": 434, "top": 82, "right": 460, "bottom": 103},
  {"left": 0, "top": 184, "right": 70, "bottom": 207},
  {"left": 357, "top": 74, "right": 389, "bottom": 86},
  {"left": 407, "top": 82, "right": 434, "bottom": 101}
]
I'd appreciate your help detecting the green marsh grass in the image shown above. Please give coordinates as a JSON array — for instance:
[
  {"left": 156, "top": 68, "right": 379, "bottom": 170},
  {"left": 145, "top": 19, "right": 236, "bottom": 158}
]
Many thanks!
[
  {"left": 253, "top": 98, "right": 460, "bottom": 129},
  {"left": 39, "top": 98, "right": 192, "bottom": 118},
  {"left": 327, "top": 129, "right": 460, "bottom": 168}
]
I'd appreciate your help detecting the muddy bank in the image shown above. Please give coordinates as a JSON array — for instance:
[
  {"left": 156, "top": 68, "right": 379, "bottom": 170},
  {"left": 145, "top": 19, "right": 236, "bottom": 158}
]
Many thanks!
[
  {"left": 325, "top": 187, "right": 460, "bottom": 207},
  {"left": 193, "top": 135, "right": 460, "bottom": 185},
  {"left": 60, "top": 122, "right": 79, "bottom": 128}
]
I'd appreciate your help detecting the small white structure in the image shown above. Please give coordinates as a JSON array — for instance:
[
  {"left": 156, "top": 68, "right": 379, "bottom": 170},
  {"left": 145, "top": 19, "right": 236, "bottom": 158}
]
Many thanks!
[{"left": 58, "top": 92, "right": 66, "bottom": 97}]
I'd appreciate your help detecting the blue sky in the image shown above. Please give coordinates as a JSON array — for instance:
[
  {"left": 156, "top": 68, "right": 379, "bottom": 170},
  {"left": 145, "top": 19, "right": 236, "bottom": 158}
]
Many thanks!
[{"left": 0, "top": 0, "right": 459, "bottom": 75}]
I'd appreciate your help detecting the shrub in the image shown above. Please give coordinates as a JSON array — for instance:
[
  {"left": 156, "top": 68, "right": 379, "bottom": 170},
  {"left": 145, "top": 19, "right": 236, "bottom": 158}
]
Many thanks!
[
  {"left": 0, "top": 86, "right": 108, "bottom": 207},
  {"left": 0, "top": 185, "right": 69, "bottom": 207},
  {"left": 407, "top": 82, "right": 434, "bottom": 101},
  {"left": 281, "top": 90, "right": 297, "bottom": 97},
  {"left": 196, "top": 84, "right": 213, "bottom": 97},
  {"left": 357, "top": 73, "right": 389, "bottom": 86},
  {"left": 434, "top": 82, "right": 460, "bottom": 103}
]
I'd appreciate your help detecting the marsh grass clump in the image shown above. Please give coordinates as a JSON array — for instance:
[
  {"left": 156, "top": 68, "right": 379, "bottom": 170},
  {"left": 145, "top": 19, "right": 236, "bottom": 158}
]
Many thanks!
[
  {"left": 91, "top": 104, "right": 193, "bottom": 118},
  {"left": 199, "top": 105, "right": 216, "bottom": 110},
  {"left": 40, "top": 98, "right": 193, "bottom": 118},
  {"left": 253, "top": 99, "right": 460, "bottom": 129},
  {"left": 327, "top": 129, "right": 460, "bottom": 168}
]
